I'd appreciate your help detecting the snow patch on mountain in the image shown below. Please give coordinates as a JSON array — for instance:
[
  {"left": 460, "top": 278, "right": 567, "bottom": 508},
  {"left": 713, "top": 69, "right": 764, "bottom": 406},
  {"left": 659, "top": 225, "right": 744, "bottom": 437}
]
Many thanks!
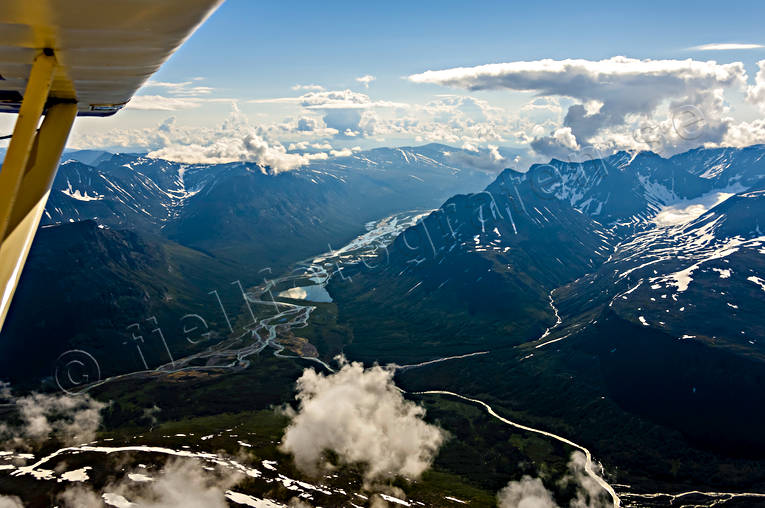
[
  {"left": 651, "top": 185, "right": 745, "bottom": 226},
  {"left": 748, "top": 276, "right": 765, "bottom": 292},
  {"left": 61, "top": 180, "right": 104, "bottom": 202}
]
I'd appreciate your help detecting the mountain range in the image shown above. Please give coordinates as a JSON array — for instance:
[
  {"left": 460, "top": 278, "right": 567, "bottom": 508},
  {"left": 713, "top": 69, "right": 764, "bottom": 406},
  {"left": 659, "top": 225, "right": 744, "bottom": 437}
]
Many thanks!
[
  {"left": 0, "top": 144, "right": 495, "bottom": 387},
  {"left": 327, "top": 144, "right": 765, "bottom": 494},
  {"left": 2, "top": 142, "right": 765, "bottom": 498},
  {"left": 46, "top": 145, "right": 496, "bottom": 272}
]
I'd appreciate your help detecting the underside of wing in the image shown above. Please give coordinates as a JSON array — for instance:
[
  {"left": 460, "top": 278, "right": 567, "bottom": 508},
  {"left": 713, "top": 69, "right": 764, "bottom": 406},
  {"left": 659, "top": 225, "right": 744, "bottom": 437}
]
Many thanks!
[
  {"left": 0, "top": 0, "right": 224, "bottom": 116},
  {"left": 0, "top": 0, "right": 224, "bottom": 330}
]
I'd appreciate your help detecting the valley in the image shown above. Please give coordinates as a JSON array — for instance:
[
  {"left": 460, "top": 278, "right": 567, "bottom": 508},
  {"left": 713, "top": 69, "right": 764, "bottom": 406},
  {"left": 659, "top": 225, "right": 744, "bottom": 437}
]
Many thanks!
[
  {"left": 1, "top": 145, "right": 765, "bottom": 507},
  {"left": 4, "top": 4, "right": 765, "bottom": 506}
]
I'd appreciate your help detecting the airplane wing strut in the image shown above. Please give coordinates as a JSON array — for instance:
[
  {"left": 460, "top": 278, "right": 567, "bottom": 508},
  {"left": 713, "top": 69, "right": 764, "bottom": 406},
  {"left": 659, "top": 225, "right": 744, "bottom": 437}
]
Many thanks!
[
  {"left": 0, "top": 49, "right": 77, "bottom": 326},
  {"left": 0, "top": 0, "right": 224, "bottom": 331}
]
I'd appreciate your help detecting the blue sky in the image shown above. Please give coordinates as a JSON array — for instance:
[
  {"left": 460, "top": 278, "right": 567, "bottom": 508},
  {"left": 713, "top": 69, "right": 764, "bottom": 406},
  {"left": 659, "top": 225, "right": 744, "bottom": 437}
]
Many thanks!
[
  {"left": 26, "top": 0, "right": 765, "bottom": 170},
  {"left": 170, "top": 0, "right": 765, "bottom": 87}
]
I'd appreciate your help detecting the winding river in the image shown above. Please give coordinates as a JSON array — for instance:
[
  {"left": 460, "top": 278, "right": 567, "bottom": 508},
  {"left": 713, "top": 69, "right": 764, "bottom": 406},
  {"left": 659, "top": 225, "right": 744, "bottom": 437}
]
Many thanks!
[{"left": 5, "top": 209, "right": 764, "bottom": 507}]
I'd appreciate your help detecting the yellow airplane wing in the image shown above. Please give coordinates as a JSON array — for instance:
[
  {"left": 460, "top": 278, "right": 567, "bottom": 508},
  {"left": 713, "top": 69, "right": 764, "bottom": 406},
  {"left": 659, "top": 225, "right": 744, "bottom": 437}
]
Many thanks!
[{"left": 0, "top": 0, "right": 224, "bottom": 330}]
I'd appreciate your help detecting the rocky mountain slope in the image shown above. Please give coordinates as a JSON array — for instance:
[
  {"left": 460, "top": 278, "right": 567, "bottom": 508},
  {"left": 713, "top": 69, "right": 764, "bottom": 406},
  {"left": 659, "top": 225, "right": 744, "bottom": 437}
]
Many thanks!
[{"left": 327, "top": 145, "right": 765, "bottom": 494}]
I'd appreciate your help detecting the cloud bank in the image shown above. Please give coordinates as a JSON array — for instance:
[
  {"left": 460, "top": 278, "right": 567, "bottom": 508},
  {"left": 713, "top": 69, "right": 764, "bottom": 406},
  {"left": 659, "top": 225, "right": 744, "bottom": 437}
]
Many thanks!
[
  {"left": 280, "top": 357, "right": 446, "bottom": 481},
  {"left": 70, "top": 57, "right": 765, "bottom": 172},
  {"left": 147, "top": 131, "right": 312, "bottom": 170},
  {"left": 144, "top": 105, "right": 318, "bottom": 171},
  {"left": 409, "top": 56, "right": 746, "bottom": 157},
  {"left": 690, "top": 43, "right": 764, "bottom": 51},
  {"left": 72, "top": 104, "right": 357, "bottom": 172},
  {"left": 125, "top": 78, "right": 230, "bottom": 111}
]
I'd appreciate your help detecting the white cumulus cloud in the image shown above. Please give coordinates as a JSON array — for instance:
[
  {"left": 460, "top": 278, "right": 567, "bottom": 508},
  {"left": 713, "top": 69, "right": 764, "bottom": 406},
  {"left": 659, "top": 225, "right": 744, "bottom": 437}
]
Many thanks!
[
  {"left": 0, "top": 383, "right": 106, "bottom": 449},
  {"left": 280, "top": 357, "right": 446, "bottom": 481},
  {"left": 746, "top": 60, "right": 765, "bottom": 111},
  {"left": 496, "top": 451, "right": 610, "bottom": 508},
  {"left": 497, "top": 476, "right": 557, "bottom": 508},
  {"left": 57, "top": 459, "right": 240, "bottom": 508},
  {"left": 356, "top": 75, "right": 376, "bottom": 88},
  {"left": 0, "top": 496, "right": 23, "bottom": 508}
]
